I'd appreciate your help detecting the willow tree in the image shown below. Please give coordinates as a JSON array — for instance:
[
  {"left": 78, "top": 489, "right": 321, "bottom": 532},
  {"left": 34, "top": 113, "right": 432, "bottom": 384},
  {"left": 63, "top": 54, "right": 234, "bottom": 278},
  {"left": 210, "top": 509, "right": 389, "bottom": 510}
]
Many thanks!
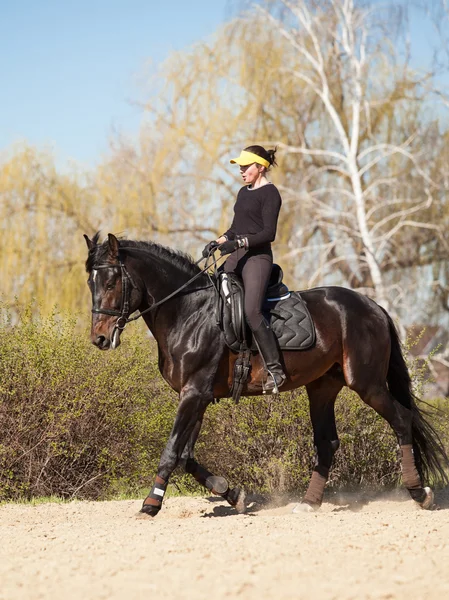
[{"left": 0, "top": 145, "right": 98, "bottom": 316}]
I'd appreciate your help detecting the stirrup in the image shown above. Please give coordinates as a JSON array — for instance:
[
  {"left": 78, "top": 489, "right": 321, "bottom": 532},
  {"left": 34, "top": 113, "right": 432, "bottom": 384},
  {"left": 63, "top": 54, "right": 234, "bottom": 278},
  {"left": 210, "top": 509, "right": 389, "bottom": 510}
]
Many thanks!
[{"left": 263, "top": 371, "right": 286, "bottom": 394}]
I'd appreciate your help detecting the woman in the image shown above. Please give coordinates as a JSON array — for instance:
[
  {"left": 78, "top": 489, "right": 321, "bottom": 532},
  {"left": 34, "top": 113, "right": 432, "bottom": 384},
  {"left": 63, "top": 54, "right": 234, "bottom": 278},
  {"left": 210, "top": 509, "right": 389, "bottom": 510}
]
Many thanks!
[{"left": 202, "top": 145, "right": 286, "bottom": 392}]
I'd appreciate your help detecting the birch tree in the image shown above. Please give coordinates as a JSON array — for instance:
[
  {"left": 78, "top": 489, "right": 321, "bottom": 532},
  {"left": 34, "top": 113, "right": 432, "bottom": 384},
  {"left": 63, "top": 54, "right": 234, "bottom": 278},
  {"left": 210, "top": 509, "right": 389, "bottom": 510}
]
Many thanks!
[{"left": 248, "top": 0, "right": 449, "bottom": 314}]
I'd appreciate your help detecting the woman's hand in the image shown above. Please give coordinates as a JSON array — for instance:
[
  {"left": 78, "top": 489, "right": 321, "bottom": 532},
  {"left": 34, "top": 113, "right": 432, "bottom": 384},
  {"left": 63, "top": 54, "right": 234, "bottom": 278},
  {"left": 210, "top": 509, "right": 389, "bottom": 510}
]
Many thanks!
[
  {"left": 219, "top": 240, "right": 241, "bottom": 255},
  {"left": 202, "top": 241, "right": 219, "bottom": 258}
]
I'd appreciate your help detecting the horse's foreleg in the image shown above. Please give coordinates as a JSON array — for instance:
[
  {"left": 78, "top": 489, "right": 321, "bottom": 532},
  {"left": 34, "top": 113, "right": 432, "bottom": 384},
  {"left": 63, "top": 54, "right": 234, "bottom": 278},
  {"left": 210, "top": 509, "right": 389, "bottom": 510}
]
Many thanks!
[
  {"left": 295, "top": 376, "right": 343, "bottom": 512},
  {"left": 180, "top": 417, "right": 246, "bottom": 511},
  {"left": 140, "top": 386, "right": 210, "bottom": 517}
]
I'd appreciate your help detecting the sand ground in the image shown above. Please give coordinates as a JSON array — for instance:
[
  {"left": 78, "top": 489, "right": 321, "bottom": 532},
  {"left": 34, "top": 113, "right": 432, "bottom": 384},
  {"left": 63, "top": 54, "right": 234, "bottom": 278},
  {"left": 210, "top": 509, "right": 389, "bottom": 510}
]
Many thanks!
[{"left": 1, "top": 489, "right": 449, "bottom": 600}]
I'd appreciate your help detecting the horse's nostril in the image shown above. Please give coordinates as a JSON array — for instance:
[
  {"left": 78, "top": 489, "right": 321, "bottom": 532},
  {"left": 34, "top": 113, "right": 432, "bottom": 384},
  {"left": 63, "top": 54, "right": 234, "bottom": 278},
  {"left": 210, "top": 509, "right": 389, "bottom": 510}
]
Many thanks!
[{"left": 94, "top": 335, "right": 107, "bottom": 348}]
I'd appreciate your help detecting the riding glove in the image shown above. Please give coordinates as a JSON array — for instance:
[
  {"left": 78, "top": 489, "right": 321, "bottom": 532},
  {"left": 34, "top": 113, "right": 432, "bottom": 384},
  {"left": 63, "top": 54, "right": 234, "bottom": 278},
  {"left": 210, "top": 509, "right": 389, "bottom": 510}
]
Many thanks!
[
  {"left": 202, "top": 240, "right": 219, "bottom": 258},
  {"left": 219, "top": 238, "right": 247, "bottom": 255}
]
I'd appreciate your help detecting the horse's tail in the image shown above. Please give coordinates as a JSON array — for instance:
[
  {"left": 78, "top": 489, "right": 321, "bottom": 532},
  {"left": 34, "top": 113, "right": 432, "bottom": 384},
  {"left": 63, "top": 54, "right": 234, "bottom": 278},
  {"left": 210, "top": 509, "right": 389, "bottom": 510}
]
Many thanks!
[{"left": 382, "top": 307, "right": 449, "bottom": 486}]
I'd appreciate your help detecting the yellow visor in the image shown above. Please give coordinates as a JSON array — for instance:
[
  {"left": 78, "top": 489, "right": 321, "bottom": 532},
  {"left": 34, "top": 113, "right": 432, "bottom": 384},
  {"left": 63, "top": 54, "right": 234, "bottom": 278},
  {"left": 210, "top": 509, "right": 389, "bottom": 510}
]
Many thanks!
[{"left": 230, "top": 150, "right": 270, "bottom": 168}]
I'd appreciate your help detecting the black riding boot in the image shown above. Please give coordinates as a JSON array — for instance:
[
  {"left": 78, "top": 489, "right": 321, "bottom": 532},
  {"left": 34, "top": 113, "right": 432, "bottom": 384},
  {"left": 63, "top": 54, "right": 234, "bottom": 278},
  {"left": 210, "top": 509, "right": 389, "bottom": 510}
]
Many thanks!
[{"left": 252, "top": 321, "right": 286, "bottom": 393}]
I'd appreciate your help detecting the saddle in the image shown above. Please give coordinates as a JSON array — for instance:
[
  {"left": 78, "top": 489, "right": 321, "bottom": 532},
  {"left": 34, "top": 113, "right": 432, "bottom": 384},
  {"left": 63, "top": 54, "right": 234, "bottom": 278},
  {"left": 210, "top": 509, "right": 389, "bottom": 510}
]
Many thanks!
[
  {"left": 215, "top": 264, "right": 316, "bottom": 403},
  {"left": 216, "top": 264, "right": 316, "bottom": 353}
]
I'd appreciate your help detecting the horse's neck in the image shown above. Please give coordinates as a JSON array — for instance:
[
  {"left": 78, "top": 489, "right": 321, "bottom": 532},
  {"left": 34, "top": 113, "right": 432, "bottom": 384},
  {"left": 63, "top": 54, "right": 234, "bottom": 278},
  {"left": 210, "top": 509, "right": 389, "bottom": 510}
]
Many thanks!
[
  {"left": 138, "top": 253, "right": 195, "bottom": 302},
  {"left": 135, "top": 252, "right": 213, "bottom": 350},
  {"left": 132, "top": 252, "right": 202, "bottom": 338}
]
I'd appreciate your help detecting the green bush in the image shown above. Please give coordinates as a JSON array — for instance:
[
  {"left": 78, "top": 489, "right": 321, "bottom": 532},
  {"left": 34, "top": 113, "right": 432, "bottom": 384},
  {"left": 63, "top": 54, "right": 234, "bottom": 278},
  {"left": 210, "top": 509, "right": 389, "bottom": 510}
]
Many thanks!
[
  {"left": 0, "top": 306, "right": 447, "bottom": 501},
  {"left": 200, "top": 389, "right": 405, "bottom": 494},
  {"left": 0, "top": 306, "right": 178, "bottom": 500}
]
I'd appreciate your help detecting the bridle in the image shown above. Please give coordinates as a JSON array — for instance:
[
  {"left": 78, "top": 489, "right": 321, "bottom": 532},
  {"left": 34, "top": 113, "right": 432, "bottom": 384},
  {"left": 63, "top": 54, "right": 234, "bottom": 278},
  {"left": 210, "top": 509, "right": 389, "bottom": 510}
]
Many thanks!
[
  {"left": 91, "top": 259, "right": 136, "bottom": 338},
  {"left": 90, "top": 248, "right": 224, "bottom": 338}
]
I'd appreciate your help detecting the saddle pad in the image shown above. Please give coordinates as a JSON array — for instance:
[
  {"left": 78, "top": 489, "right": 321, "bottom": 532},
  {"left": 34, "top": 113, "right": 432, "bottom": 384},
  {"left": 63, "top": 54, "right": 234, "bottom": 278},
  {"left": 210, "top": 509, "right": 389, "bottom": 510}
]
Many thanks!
[{"left": 265, "top": 291, "right": 315, "bottom": 350}]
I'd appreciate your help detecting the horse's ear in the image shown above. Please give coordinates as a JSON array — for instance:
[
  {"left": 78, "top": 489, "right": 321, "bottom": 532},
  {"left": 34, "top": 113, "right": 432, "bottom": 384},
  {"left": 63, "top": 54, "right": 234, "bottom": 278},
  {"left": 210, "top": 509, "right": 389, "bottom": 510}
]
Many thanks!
[
  {"left": 108, "top": 233, "right": 120, "bottom": 259},
  {"left": 84, "top": 234, "right": 94, "bottom": 251}
]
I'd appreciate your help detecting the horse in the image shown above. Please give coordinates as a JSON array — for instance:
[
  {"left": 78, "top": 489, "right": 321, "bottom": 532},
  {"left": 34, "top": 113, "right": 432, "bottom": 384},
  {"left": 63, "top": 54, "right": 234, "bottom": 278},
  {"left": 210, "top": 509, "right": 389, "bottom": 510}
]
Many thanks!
[{"left": 84, "top": 232, "right": 448, "bottom": 516}]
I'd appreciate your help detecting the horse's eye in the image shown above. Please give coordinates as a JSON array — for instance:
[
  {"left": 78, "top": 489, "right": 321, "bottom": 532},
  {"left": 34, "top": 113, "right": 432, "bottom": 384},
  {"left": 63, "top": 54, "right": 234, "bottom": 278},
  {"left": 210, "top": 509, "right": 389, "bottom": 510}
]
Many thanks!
[{"left": 106, "top": 283, "right": 115, "bottom": 291}]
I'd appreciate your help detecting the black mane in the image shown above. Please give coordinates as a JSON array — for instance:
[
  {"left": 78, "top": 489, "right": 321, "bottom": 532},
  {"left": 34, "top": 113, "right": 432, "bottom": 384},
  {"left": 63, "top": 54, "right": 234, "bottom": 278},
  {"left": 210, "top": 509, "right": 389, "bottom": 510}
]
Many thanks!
[{"left": 85, "top": 234, "right": 202, "bottom": 278}]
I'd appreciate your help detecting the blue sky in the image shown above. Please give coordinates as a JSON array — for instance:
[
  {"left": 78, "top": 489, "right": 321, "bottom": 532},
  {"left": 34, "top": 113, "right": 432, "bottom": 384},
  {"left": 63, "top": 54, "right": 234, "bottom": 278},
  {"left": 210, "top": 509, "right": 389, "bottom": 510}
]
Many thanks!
[
  {"left": 0, "top": 0, "right": 230, "bottom": 166},
  {"left": 0, "top": 1, "right": 445, "bottom": 167}
]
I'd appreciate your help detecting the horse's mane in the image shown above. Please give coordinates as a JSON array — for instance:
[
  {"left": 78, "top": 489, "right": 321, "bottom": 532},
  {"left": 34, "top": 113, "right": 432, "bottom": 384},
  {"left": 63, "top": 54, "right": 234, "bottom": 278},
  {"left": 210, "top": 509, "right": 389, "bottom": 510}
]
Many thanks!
[{"left": 85, "top": 233, "right": 202, "bottom": 278}]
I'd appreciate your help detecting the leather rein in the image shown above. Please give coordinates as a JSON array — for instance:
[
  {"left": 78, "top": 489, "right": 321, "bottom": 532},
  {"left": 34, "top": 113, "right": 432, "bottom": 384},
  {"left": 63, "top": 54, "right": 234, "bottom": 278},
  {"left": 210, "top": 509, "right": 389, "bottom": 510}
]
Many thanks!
[{"left": 91, "top": 247, "right": 223, "bottom": 337}]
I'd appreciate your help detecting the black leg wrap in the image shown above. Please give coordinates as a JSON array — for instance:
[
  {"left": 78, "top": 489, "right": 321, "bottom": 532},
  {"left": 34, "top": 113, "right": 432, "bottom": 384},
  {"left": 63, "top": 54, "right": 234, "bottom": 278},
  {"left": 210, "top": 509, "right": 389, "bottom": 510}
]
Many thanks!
[
  {"left": 222, "top": 487, "right": 247, "bottom": 513},
  {"left": 186, "top": 461, "right": 246, "bottom": 512},
  {"left": 223, "top": 487, "right": 241, "bottom": 506},
  {"left": 408, "top": 487, "right": 427, "bottom": 504},
  {"left": 140, "top": 475, "right": 168, "bottom": 516},
  {"left": 147, "top": 478, "right": 168, "bottom": 502},
  {"left": 186, "top": 459, "right": 229, "bottom": 495}
]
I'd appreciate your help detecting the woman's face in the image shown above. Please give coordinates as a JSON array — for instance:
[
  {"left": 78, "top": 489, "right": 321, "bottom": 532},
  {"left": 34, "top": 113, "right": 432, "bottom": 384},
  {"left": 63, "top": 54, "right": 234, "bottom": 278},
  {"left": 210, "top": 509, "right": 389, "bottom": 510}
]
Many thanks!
[{"left": 240, "top": 162, "right": 265, "bottom": 185}]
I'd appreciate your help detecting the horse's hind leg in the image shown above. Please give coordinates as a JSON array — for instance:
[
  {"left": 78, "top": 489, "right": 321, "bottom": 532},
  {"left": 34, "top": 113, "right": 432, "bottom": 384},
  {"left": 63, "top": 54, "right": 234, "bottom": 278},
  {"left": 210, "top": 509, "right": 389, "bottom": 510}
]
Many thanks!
[
  {"left": 180, "top": 416, "right": 246, "bottom": 512},
  {"left": 349, "top": 381, "right": 432, "bottom": 508},
  {"left": 294, "top": 372, "right": 343, "bottom": 512}
]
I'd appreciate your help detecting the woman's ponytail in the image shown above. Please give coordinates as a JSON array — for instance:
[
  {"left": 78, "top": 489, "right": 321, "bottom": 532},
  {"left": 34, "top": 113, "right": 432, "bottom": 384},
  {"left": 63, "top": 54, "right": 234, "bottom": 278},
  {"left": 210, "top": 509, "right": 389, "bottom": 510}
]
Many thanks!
[{"left": 244, "top": 144, "right": 278, "bottom": 168}]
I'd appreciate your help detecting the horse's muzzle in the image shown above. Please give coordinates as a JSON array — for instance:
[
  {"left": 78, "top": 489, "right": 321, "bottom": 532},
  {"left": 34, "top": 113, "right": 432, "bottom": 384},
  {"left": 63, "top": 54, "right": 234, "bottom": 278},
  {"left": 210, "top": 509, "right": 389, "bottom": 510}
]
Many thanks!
[
  {"left": 91, "top": 317, "right": 123, "bottom": 350},
  {"left": 92, "top": 334, "right": 111, "bottom": 350}
]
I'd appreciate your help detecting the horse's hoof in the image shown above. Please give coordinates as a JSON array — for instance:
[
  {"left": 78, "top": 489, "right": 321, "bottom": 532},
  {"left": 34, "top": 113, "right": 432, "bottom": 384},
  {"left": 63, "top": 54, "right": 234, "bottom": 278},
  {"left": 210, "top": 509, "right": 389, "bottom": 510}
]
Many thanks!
[
  {"left": 234, "top": 489, "right": 247, "bottom": 514},
  {"left": 135, "top": 511, "right": 155, "bottom": 519},
  {"left": 419, "top": 486, "right": 436, "bottom": 511},
  {"left": 226, "top": 487, "right": 247, "bottom": 513},
  {"left": 137, "top": 503, "right": 160, "bottom": 518},
  {"left": 292, "top": 501, "right": 317, "bottom": 514}
]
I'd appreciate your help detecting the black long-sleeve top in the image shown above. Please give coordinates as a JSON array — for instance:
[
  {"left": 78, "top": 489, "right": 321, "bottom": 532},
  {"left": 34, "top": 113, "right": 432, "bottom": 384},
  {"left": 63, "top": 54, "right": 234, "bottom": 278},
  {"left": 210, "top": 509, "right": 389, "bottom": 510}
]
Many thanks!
[{"left": 223, "top": 183, "right": 282, "bottom": 252}]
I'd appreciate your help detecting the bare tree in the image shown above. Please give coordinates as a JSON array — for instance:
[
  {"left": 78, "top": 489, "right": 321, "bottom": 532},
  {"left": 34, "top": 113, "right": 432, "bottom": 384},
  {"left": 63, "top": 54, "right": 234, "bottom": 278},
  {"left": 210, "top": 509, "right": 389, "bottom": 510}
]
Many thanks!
[{"left": 250, "top": 0, "right": 449, "bottom": 315}]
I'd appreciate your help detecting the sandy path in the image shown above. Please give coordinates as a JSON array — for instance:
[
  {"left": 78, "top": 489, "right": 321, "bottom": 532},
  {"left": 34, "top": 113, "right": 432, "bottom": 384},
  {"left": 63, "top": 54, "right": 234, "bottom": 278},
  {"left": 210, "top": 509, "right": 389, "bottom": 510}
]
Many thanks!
[{"left": 1, "top": 489, "right": 449, "bottom": 600}]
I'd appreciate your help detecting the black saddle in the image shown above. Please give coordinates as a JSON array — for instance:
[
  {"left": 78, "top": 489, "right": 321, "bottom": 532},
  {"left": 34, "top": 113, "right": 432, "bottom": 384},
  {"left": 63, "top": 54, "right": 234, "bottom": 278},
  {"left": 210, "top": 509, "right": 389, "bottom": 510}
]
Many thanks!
[{"left": 216, "top": 264, "right": 316, "bottom": 353}]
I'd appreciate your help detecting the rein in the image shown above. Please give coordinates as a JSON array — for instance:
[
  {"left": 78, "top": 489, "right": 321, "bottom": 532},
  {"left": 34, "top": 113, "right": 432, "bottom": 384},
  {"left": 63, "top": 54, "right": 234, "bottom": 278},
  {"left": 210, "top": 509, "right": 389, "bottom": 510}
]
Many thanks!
[{"left": 91, "top": 248, "right": 222, "bottom": 335}]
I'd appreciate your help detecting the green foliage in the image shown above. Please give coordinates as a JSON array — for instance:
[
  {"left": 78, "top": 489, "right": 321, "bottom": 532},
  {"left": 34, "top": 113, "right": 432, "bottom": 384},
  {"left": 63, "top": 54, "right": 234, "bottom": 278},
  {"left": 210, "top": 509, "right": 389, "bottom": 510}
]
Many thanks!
[
  {"left": 200, "top": 388, "right": 404, "bottom": 494},
  {"left": 0, "top": 307, "right": 448, "bottom": 501},
  {"left": 0, "top": 305, "right": 178, "bottom": 501}
]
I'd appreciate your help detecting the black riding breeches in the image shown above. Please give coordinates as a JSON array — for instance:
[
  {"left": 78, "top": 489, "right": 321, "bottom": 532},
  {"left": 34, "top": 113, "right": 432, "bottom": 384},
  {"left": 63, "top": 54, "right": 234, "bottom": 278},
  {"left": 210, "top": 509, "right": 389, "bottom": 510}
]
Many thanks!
[{"left": 224, "top": 248, "right": 273, "bottom": 331}]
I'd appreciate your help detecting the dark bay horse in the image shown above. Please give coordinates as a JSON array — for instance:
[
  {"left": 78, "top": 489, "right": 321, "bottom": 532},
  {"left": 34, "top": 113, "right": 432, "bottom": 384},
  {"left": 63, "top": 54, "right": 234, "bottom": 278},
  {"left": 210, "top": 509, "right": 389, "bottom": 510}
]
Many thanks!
[{"left": 84, "top": 233, "right": 448, "bottom": 516}]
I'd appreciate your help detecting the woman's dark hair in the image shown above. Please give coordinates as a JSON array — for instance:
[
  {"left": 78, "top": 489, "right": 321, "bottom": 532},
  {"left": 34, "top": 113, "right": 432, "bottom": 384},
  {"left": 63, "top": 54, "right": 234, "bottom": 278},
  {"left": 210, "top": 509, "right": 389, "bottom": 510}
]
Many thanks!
[{"left": 244, "top": 145, "right": 278, "bottom": 168}]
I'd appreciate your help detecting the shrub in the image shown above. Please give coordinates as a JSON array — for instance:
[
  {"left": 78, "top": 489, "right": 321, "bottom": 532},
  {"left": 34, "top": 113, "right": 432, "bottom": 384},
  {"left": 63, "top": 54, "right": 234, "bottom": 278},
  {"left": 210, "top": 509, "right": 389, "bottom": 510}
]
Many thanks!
[
  {"left": 199, "top": 388, "right": 404, "bottom": 494},
  {"left": 0, "top": 306, "right": 447, "bottom": 501},
  {"left": 0, "top": 306, "right": 178, "bottom": 500}
]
